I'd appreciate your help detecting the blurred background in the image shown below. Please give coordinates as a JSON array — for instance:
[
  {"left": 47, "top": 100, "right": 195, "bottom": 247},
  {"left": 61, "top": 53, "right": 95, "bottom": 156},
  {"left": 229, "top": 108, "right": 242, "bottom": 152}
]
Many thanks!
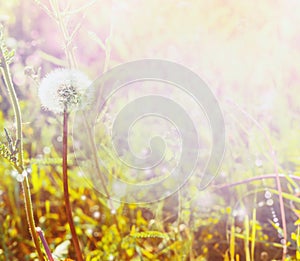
[{"left": 0, "top": 0, "right": 299, "bottom": 260}]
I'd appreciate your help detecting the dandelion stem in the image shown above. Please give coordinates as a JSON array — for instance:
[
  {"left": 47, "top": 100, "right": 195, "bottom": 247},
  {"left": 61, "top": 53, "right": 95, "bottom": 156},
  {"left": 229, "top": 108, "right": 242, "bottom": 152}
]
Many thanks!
[
  {"left": 0, "top": 39, "right": 45, "bottom": 261},
  {"left": 63, "top": 109, "right": 83, "bottom": 261}
]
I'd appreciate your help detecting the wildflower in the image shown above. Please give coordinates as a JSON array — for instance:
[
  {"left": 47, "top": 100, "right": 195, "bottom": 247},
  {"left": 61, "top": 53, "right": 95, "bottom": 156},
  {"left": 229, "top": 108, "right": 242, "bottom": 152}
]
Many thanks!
[{"left": 38, "top": 68, "right": 92, "bottom": 114}]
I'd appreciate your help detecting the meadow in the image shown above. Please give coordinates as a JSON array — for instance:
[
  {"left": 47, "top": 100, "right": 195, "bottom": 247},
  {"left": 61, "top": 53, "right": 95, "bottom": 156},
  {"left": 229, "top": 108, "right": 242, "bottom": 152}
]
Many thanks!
[{"left": 0, "top": 1, "right": 299, "bottom": 260}]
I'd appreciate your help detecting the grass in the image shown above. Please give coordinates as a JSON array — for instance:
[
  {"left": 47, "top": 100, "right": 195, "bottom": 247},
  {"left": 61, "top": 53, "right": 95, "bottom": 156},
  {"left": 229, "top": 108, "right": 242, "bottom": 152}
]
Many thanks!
[{"left": 0, "top": 0, "right": 299, "bottom": 260}]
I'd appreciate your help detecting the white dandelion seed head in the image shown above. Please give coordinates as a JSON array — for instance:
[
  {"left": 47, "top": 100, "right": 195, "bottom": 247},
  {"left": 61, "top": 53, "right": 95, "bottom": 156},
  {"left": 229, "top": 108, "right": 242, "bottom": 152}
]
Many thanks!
[{"left": 38, "top": 68, "right": 93, "bottom": 114}]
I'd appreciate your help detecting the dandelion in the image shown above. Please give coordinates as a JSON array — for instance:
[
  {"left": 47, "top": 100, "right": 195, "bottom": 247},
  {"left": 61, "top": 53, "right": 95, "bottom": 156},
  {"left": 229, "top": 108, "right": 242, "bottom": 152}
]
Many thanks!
[
  {"left": 38, "top": 68, "right": 91, "bottom": 261},
  {"left": 38, "top": 68, "right": 92, "bottom": 114}
]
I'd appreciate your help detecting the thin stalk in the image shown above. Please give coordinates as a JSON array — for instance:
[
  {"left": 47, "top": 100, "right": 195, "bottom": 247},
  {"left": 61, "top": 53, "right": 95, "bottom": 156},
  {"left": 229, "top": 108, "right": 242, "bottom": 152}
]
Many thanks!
[
  {"left": 36, "top": 227, "right": 55, "bottom": 261},
  {"left": 82, "top": 112, "right": 121, "bottom": 233},
  {"left": 250, "top": 207, "right": 256, "bottom": 261},
  {"left": 244, "top": 214, "right": 251, "bottom": 261},
  {"left": 80, "top": 18, "right": 119, "bottom": 222},
  {"left": 0, "top": 45, "right": 45, "bottom": 260},
  {"left": 213, "top": 173, "right": 300, "bottom": 190},
  {"left": 50, "top": 0, "right": 77, "bottom": 69},
  {"left": 63, "top": 109, "right": 83, "bottom": 261},
  {"left": 296, "top": 225, "right": 300, "bottom": 260},
  {"left": 82, "top": 113, "right": 115, "bottom": 211},
  {"left": 229, "top": 221, "right": 235, "bottom": 261}
]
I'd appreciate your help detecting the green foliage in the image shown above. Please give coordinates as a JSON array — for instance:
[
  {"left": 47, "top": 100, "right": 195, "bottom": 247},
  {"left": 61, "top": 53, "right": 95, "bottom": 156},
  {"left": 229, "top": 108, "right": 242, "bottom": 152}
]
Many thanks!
[
  {"left": 0, "top": 29, "right": 15, "bottom": 66},
  {"left": 0, "top": 1, "right": 299, "bottom": 260},
  {"left": 130, "top": 231, "right": 171, "bottom": 240},
  {"left": 0, "top": 142, "right": 17, "bottom": 165}
]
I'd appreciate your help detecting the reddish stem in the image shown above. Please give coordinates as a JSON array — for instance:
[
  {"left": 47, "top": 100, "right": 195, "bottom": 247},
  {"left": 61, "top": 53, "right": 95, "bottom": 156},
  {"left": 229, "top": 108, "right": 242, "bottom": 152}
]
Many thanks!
[
  {"left": 36, "top": 227, "right": 54, "bottom": 261},
  {"left": 63, "top": 109, "right": 84, "bottom": 261},
  {"left": 213, "top": 173, "right": 300, "bottom": 190}
]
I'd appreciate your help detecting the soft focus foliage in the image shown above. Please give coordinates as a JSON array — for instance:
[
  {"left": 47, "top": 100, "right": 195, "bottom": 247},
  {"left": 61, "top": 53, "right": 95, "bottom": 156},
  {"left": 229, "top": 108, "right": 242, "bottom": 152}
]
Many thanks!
[{"left": 0, "top": 0, "right": 299, "bottom": 260}]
